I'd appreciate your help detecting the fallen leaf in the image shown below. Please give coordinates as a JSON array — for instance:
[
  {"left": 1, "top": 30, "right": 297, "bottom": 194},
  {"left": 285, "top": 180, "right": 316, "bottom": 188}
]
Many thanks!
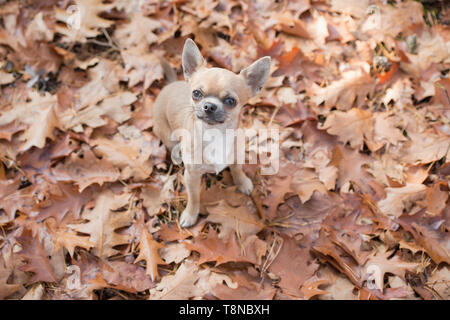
[
  {"left": 59, "top": 91, "right": 137, "bottom": 132},
  {"left": 92, "top": 125, "right": 156, "bottom": 181},
  {"left": 160, "top": 243, "right": 191, "bottom": 264},
  {"left": 51, "top": 145, "right": 120, "bottom": 191},
  {"left": 363, "top": 250, "right": 420, "bottom": 291},
  {"left": 68, "top": 189, "right": 133, "bottom": 258},
  {"left": 17, "top": 229, "right": 58, "bottom": 284},
  {"left": 322, "top": 108, "right": 373, "bottom": 150},
  {"left": 212, "top": 269, "right": 275, "bottom": 300},
  {"left": 400, "top": 131, "right": 450, "bottom": 164},
  {"left": 378, "top": 184, "right": 427, "bottom": 218},
  {"left": 426, "top": 266, "right": 450, "bottom": 300},
  {"left": 300, "top": 276, "right": 328, "bottom": 300},
  {"left": 311, "top": 65, "right": 375, "bottom": 110},
  {"left": 0, "top": 71, "right": 15, "bottom": 85},
  {"left": 121, "top": 48, "right": 164, "bottom": 90},
  {"left": 55, "top": 0, "right": 114, "bottom": 43},
  {"left": 185, "top": 228, "right": 267, "bottom": 266},
  {"left": 0, "top": 91, "right": 60, "bottom": 151},
  {"left": 149, "top": 260, "right": 234, "bottom": 300},
  {"left": 0, "top": 260, "right": 20, "bottom": 299},
  {"left": 268, "top": 234, "right": 319, "bottom": 298},
  {"left": 206, "top": 200, "right": 264, "bottom": 240},
  {"left": 134, "top": 228, "right": 166, "bottom": 281},
  {"left": 46, "top": 219, "right": 94, "bottom": 257},
  {"left": 114, "top": 11, "right": 161, "bottom": 50},
  {"left": 398, "top": 208, "right": 450, "bottom": 264}
]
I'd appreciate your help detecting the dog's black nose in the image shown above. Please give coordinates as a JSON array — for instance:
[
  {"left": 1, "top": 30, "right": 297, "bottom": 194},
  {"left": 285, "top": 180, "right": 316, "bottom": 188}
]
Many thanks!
[{"left": 203, "top": 102, "right": 217, "bottom": 114}]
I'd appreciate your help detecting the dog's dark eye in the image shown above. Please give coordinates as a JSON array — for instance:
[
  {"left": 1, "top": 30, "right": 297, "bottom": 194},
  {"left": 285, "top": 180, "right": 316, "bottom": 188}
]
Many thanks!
[
  {"left": 192, "top": 90, "right": 203, "bottom": 100},
  {"left": 223, "top": 97, "right": 236, "bottom": 107}
]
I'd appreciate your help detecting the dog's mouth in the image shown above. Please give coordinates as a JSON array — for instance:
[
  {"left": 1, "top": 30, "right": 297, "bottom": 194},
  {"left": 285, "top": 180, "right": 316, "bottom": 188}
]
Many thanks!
[{"left": 195, "top": 112, "right": 225, "bottom": 125}]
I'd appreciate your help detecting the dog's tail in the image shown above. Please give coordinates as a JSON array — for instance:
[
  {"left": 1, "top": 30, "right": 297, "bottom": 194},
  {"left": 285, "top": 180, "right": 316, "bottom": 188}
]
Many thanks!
[{"left": 160, "top": 58, "right": 178, "bottom": 83}]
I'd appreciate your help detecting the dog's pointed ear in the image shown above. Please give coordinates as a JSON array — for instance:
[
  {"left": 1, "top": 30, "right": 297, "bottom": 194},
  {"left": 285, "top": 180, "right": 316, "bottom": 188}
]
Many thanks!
[
  {"left": 182, "top": 39, "right": 205, "bottom": 80},
  {"left": 240, "top": 56, "right": 271, "bottom": 96}
]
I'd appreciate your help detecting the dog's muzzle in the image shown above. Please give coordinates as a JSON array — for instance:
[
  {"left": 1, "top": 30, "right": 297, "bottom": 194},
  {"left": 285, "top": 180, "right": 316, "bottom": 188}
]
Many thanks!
[{"left": 195, "top": 101, "right": 226, "bottom": 124}]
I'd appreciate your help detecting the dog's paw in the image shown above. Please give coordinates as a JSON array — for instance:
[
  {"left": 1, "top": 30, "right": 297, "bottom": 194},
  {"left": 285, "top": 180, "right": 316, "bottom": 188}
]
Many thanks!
[
  {"left": 237, "top": 176, "right": 254, "bottom": 196},
  {"left": 180, "top": 209, "right": 199, "bottom": 228}
]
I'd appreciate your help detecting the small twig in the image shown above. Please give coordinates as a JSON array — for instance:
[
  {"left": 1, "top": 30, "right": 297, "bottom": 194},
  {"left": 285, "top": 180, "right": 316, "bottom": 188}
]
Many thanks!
[
  {"left": 267, "top": 106, "right": 280, "bottom": 127},
  {"left": 261, "top": 234, "right": 283, "bottom": 274},
  {"left": 86, "top": 39, "right": 115, "bottom": 48},
  {"left": 109, "top": 288, "right": 129, "bottom": 300},
  {"left": 101, "top": 28, "right": 121, "bottom": 51}
]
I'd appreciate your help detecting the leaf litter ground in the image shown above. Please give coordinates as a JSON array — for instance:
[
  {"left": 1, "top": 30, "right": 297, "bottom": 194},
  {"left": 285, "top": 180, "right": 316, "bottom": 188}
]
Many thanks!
[{"left": 0, "top": 0, "right": 449, "bottom": 300}]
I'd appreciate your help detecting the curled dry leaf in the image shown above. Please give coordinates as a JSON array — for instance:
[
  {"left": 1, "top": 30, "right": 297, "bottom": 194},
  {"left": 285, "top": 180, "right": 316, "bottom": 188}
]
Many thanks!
[
  {"left": 421, "top": 183, "right": 448, "bottom": 216},
  {"left": 256, "top": 174, "right": 295, "bottom": 221},
  {"left": 200, "top": 183, "right": 249, "bottom": 213},
  {"left": 141, "top": 175, "right": 176, "bottom": 217},
  {"left": 332, "top": 145, "right": 382, "bottom": 198},
  {"left": 156, "top": 222, "right": 195, "bottom": 242},
  {"left": 25, "top": 12, "right": 53, "bottom": 43},
  {"left": 371, "top": 112, "right": 407, "bottom": 151},
  {"left": 312, "top": 228, "right": 363, "bottom": 287}
]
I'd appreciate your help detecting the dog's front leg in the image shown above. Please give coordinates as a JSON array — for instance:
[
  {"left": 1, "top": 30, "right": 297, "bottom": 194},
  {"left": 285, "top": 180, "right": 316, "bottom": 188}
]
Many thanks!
[
  {"left": 180, "top": 167, "right": 201, "bottom": 228},
  {"left": 230, "top": 164, "right": 253, "bottom": 195}
]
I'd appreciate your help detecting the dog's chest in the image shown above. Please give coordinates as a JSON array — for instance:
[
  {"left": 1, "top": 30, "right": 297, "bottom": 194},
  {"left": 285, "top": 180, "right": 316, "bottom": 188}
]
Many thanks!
[
  {"left": 181, "top": 123, "right": 235, "bottom": 174},
  {"left": 201, "top": 137, "right": 234, "bottom": 173}
]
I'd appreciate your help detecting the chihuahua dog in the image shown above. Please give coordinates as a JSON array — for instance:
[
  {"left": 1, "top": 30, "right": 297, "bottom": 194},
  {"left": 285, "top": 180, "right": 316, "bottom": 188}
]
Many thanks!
[{"left": 153, "top": 39, "right": 270, "bottom": 227}]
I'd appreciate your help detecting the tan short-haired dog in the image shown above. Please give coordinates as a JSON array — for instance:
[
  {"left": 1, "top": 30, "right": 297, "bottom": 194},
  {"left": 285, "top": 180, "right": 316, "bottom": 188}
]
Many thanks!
[{"left": 153, "top": 39, "right": 270, "bottom": 227}]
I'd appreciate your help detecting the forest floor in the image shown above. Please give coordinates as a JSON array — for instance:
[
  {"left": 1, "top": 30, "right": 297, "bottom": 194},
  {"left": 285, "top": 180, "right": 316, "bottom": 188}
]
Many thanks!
[{"left": 0, "top": 0, "right": 449, "bottom": 300}]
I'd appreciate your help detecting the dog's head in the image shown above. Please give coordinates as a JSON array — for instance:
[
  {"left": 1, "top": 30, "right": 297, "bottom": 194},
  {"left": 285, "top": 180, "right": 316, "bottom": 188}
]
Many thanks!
[{"left": 182, "top": 39, "right": 270, "bottom": 125}]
